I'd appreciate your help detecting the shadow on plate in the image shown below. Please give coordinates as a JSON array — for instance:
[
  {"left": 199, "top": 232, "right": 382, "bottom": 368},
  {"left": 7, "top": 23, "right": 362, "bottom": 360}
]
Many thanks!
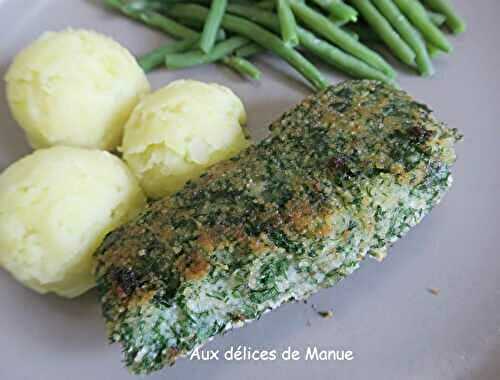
[
  {"left": 0, "top": 62, "right": 32, "bottom": 169},
  {"left": 458, "top": 344, "right": 500, "bottom": 380},
  {"left": 0, "top": 269, "right": 105, "bottom": 353}
]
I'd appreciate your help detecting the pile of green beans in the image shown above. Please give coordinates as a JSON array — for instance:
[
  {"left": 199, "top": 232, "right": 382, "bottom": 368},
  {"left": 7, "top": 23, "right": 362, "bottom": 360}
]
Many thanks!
[{"left": 103, "top": 0, "right": 466, "bottom": 91}]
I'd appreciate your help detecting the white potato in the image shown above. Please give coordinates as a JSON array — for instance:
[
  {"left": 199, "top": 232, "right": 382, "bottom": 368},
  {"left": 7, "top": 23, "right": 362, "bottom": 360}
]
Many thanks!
[
  {"left": 0, "top": 147, "right": 146, "bottom": 297},
  {"left": 122, "top": 79, "right": 250, "bottom": 199},
  {"left": 5, "top": 29, "right": 150, "bottom": 150}
]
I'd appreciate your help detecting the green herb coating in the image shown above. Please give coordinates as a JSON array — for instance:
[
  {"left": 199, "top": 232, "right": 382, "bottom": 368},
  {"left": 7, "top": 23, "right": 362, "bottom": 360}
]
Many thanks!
[{"left": 95, "top": 80, "right": 461, "bottom": 374}]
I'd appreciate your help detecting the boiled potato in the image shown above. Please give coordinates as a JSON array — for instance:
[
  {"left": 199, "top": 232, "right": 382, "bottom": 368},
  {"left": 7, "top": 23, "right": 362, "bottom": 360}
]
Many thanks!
[
  {"left": 0, "top": 147, "right": 146, "bottom": 297},
  {"left": 5, "top": 29, "right": 150, "bottom": 151},
  {"left": 122, "top": 79, "right": 250, "bottom": 199}
]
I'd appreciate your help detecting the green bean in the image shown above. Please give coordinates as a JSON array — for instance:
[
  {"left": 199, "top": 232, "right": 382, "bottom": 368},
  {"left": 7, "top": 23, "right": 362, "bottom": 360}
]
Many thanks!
[
  {"left": 348, "top": 24, "right": 382, "bottom": 43},
  {"left": 173, "top": 17, "right": 204, "bottom": 30},
  {"left": 343, "top": 28, "right": 359, "bottom": 41},
  {"left": 104, "top": 0, "right": 198, "bottom": 40},
  {"left": 257, "top": 0, "right": 275, "bottom": 10},
  {"left": 289, "top": 1, "right": 395, "bottom": 78},
  {"left": 138, "top": 37, "right": 198, "bottom": 72},
  {"left": 199, "top": 0, "right": 227, "bottom": 53},
  {"left": 422, "top": 0, "right": 466, "bottom": 34},
  {"left": 309, "top": 0, "right": 335, "bottom": 12},
  {"left": 330, "top": 15, "right": 349, "bottom": 27},
  {"left": 372, "top": 0, "right": 433, "bottom": 76},
  {"left": 137, "top": 25, "right": 226, "bottom": 73},
  {"left": 235, "top": 43, "right": 265, "bottom": 58},
  {"left": 393, "top": 0, "right": 452, "bottom": 53},
  {"left": 223, "top": 56, "right": 262, "bottom": 80},
  {"left": 165, "top": 36, "right": 248, "bottom": 69},
  {"left": 122, "top": 0, "right": 171, "bottom": 14},
  {"left": 167, "top": 3, "right": 329, "bottom": 90},
  {"left": 224, "top": 5, "right": 280, "bottom": 30},
  {"left": 182, "top": 21, "right": 228, "bottom": 41},
  {"left": 277, "top": 0, "right": 299, "bottom": 47},
  {"left": 134, "top": 8, "right": 227, "bottom": 74},
  {"left": 426, "top": 43, "right": 441, "bottom": 59},
  {"left": 161, "top": 15, "right": 227, "bottom": 40},
  {"left": 330, "top": 0, "right": 359, "bottom": 22},
  {"left": 115, "top": 0, "right": 239, "bottom": 75},
  {"left": 137, "top": 12, "right": 199, "bottom": 38},
  {"left": 310, "top": 0, "right": 358, "bottom": 22},
  {"left": 300, "top": 30, "right": 392, "bottom": 83},
  {"left": 351, "top": 0, "right": 415, "bottom": 67},
  {"left": 426, "top": 10, "right": 446, "bottom": 27},
  {"left": 226, "top": 4, "right": 394, "bottom": 83}
]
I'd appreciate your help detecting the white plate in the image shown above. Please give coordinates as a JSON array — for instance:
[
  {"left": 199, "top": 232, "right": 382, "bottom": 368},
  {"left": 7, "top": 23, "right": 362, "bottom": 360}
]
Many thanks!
[{"left": 1, "top": 1, "right": 499, "bottom": 379}]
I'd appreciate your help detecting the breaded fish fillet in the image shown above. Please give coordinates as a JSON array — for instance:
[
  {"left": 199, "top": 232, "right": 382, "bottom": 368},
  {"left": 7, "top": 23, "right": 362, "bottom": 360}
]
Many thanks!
[{"left": 95, "top": 80, "right": 461, "bottom": 374}]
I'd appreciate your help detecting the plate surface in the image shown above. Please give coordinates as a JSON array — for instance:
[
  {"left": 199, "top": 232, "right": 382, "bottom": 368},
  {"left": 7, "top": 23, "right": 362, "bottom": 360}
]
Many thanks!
[{"left": 0, "top": 1, "right": 499, "bottom": 379}]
